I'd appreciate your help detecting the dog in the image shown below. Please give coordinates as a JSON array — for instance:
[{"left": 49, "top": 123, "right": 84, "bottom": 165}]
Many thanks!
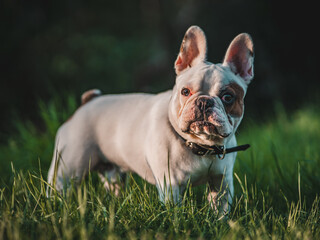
[{"left": 47, "top": 26, "right": 254, "bottom": 215}]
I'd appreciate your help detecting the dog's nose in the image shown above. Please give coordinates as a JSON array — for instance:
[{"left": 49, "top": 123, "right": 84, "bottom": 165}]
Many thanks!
[{"left": 196, "top": 97, "right": 215, "bottom": 110}]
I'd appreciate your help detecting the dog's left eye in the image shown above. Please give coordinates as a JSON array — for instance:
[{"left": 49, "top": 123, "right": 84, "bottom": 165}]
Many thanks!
[{"left": 221, "top": 94, "right": 234, "bottom": 104}]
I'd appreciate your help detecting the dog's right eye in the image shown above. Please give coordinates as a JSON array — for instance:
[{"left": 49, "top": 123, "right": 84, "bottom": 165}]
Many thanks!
[{"left": 181, "top": 88, "right": 191, "bottom": 96}]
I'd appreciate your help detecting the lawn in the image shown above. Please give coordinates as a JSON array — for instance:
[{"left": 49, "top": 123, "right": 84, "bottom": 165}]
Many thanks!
[{"left": 0, "top": 98, "right": 319, "bottom": 239}]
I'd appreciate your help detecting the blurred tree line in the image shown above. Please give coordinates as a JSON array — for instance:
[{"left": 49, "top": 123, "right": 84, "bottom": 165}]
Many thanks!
[{"left": 0, "top": 0, "right": 319, "bottom": 141}]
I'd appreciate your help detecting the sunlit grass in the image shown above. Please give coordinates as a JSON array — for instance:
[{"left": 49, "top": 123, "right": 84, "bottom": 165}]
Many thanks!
[{"left": 0, "top": 98, "right": 319, "bottom": 239}]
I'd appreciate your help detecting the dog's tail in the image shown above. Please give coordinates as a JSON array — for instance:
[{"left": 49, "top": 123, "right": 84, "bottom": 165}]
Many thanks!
[{"left": 81, "top": 89, "right": 102, "bottom": 105}]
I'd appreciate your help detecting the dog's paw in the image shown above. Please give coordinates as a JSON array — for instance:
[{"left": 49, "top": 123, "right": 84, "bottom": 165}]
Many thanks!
[{"left": 207, "top": 191, "right": 229, "bottom": 219}]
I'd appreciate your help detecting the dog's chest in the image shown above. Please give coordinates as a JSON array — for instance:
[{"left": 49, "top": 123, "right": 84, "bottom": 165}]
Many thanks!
[{"left": 175, "top": 152, "right": 235, "bottom": 186}]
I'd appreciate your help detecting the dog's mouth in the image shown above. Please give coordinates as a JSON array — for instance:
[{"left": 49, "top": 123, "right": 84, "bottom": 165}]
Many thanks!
[{"left": 186, "top": 121, "right": 230, "bottom": 138}]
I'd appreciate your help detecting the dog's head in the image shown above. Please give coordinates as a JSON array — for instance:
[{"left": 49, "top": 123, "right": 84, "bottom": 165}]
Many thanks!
[{"left": 169, "top": 26, "right": 254, "bottom": 147}]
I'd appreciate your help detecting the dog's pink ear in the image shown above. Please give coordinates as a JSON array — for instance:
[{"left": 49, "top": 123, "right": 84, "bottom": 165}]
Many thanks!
[
  {"left": 174, "top": 26, "right": 207, "bottom": 75},
  {"left": 223, "top": 33, "right": 254, "bottom": 84}
]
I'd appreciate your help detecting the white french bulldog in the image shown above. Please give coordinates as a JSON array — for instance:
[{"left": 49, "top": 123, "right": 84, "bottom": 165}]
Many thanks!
[{"left": 47, "top": 26, "right": 254, "bottom": 215}]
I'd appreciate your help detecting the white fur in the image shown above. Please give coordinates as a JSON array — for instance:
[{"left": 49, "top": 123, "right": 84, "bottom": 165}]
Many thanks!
[{"left": 47, "top": 26, "right": 254, "bottom": 215}]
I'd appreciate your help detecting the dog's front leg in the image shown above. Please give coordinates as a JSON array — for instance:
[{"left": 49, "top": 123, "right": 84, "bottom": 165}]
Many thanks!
[
  {"left": 156, "top": 181, "right": 183, "bottom": 205},
  {"left": 207, "top": 174, "right": 233, "bottom": 217}
]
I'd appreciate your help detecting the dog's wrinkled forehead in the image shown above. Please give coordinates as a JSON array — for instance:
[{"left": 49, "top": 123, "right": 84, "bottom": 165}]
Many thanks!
[{"left": 176, "top": 62, "right": 247, "bottom": 96}]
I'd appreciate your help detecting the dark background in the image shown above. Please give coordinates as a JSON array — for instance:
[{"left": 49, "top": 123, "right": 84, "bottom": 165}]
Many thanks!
[{"left": 1, "top": 0, "right": 319, "bottom": 140}]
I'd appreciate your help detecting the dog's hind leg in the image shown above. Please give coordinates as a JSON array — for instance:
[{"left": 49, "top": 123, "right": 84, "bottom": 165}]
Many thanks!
[
  {"left": 95, "top": 162, "right": 126, "bottom": 196},
  {"left": 46, "top": 131, "right": 101, "bottom": 196}
]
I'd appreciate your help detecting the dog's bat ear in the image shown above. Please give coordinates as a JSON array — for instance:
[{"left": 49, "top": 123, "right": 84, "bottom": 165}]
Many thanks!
[
  {"left": 174, "top": 26, "right": 207, "bottom": 75},
  {"left": 223, "top": 33, "right": 254, "bottom": 84}
]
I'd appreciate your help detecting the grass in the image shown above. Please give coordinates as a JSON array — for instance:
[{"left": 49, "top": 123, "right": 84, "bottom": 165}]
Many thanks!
[{"left": 0, "top": 98, "right": 319, "bottom": 239}]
